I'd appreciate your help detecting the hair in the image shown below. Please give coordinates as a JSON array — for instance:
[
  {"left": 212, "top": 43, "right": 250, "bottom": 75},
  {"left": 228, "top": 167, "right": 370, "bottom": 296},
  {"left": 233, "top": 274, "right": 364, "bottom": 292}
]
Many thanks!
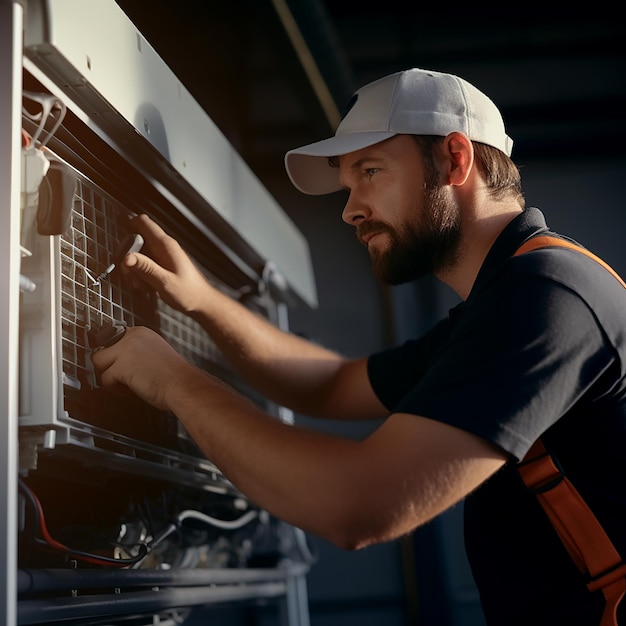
[{"left": 412, "top": 135, "right": 525, "bottom": 208}]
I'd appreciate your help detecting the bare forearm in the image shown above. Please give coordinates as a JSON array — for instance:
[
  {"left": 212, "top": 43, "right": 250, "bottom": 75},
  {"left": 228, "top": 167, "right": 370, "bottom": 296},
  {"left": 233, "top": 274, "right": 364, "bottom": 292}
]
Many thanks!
[
  {"left": 167, "top": 367, "right": 429, "bottom": 548},
  {"left": 189, "top": 285, "right": 372, "bottom": 418},
  {"left": 167, "top": 365, "right": 367, "bottom": 541},
  {"left": 164, "top": 366, "right": 506, "bottom": 549},
  {"left": 93, "top": 327, "right": 507, "bottom": 550},
  {"left": 93, "top": 328, "right": 369, "bottom": 541},
  {"left": 123, "top": 215, "right": 381, "bottom": 419}
]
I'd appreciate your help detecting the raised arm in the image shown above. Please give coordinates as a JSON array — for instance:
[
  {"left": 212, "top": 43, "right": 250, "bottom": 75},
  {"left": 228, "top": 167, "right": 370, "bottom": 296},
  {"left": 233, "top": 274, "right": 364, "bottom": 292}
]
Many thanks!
[
  {"left": 122, "top": 214, "right": 385, "bottom": 420},
  {"left": 92, "top": 326, "right": 508, "bottom": 548}
]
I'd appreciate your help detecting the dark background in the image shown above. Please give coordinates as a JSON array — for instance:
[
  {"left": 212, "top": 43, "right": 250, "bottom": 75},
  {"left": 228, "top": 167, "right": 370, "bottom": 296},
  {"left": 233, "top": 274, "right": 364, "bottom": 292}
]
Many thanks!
[{"left": 113, "top": 3, "right": 625, "bottom": 624}]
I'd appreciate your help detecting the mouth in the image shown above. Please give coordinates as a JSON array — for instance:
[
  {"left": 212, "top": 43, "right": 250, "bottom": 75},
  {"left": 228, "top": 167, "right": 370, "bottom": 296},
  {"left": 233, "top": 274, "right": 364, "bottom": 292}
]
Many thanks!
[
  {"left": 360, "top": 231, "right": 383, "bottom": 248},
  {"left": 357, "top": 221, "right": 389, "bottom": 248}
]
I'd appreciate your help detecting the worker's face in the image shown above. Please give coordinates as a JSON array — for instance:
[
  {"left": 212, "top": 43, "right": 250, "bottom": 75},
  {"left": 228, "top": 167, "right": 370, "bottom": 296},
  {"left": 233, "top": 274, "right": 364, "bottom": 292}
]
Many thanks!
[{"left": 338, "top": 135, "right": 461, "bottom": 284}]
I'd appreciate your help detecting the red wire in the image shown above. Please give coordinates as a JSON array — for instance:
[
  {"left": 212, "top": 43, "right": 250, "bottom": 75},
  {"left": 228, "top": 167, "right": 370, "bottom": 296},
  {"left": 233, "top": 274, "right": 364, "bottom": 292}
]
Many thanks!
[
  {"left": 29, "top": 484, "right": 135, "bottom": 568},
  {"left": 32, "top": 489, "right": 69, "bottom": 552}
]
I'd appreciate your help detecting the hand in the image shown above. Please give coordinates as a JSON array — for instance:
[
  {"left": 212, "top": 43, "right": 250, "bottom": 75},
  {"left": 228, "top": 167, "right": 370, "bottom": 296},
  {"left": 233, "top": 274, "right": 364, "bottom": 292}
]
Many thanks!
[
  {"left": 91, "top": 326, "right": 196, "bottom": 411},
  {"left": 122, "top": 214, "right": 212, "bottom": 315}
]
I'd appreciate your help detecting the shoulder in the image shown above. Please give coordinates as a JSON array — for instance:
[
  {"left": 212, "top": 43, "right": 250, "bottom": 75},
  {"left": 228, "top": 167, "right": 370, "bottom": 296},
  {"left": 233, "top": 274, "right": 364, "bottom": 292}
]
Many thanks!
[
  {"left": 510, "top": 237, "right": 623, "bottom": 290},
  {"left": 508, "top": 240, "right": 626, "bottom": 341}
]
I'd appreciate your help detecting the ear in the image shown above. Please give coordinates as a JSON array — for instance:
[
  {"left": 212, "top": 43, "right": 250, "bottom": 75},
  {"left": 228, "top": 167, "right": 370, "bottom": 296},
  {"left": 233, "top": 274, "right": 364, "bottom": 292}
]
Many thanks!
[{"left": 440, "top": 132, "right": 474, "bottom": 186}]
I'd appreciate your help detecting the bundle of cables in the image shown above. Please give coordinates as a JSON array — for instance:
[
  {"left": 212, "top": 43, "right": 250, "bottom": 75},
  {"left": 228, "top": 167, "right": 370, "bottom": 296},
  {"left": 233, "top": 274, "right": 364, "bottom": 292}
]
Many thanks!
[
  {"left": 18, "top": 478, "right": 261, "bottom": 569},
  {"left": 18, "top": 478, "right": 148, "bottom": 568}
]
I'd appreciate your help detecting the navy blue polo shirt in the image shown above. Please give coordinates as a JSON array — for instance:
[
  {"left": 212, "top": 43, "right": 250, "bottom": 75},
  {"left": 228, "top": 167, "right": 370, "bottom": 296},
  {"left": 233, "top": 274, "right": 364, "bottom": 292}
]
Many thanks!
[{"left": 367, "top": 208, "right": 626, "bottom": 625}]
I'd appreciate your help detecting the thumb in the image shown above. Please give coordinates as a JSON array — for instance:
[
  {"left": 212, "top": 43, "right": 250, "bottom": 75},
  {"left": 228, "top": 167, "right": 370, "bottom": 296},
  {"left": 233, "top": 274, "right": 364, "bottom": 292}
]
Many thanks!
[{"left": 124, "top": 251, "right": 173, "bottom": 293}]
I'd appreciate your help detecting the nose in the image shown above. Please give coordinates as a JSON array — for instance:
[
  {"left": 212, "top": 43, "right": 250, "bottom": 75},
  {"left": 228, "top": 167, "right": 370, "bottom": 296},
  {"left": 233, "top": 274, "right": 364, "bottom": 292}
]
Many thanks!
[{"left": 341, "top": 192, "right": 367, "bottom": 225}]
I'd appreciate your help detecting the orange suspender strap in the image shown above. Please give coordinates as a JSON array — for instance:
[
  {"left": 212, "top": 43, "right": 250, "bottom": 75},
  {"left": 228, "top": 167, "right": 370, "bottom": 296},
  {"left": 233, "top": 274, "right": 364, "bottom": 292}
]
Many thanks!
[
  {"left": 515, "top": 235, "right": 626, "bottom": 626},
  {"left": 515, "top": 235, "right": 626, "bottom": 288}
]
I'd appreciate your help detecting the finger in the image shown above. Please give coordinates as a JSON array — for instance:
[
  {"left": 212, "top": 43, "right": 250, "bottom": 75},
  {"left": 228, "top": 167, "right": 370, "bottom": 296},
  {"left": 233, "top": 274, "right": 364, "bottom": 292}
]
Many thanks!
[
  {"left": 128, "top": 213, "right": 167, "bottom": 240},
  {"left": 128, "top": 214, "right": 177, "bottom": 257},
  {"left": 90, "top": 339, "right": 118, "bottom": 371},
  {"left": 123, "top": 251, "right": 175, "bottom": 294},
  {"left": 96, "top": 366, "right": 125, "bottom": 391},
  {"left": 127, "top": 214, "right": 187, "bottom": 268}
]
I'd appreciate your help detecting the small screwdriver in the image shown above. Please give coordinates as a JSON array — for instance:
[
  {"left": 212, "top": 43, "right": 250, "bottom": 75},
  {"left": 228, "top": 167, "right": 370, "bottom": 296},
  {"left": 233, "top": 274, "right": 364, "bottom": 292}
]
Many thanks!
[{"left": 97, "top": 233, "right": 144, "bottom": 282}]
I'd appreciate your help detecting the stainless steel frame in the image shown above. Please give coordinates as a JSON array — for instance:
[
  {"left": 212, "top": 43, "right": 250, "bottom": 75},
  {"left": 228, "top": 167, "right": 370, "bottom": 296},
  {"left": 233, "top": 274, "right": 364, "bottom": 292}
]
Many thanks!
[{"left": 1, "top": 2, "right": 24, "bottom": 624}]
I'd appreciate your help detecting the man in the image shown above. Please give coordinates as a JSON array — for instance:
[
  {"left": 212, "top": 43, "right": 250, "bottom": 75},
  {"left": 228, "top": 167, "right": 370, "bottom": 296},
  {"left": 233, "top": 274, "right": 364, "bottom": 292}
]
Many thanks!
[{"left": 93, "top": 68, "right": 626, "bottom": 625}]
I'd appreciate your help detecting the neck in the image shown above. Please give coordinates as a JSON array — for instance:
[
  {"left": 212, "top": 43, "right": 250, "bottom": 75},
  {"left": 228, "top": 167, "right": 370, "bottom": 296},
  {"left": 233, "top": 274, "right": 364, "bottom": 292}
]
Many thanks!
[{"left": 436, "top": 203, "right": 523, "bottom": 300}]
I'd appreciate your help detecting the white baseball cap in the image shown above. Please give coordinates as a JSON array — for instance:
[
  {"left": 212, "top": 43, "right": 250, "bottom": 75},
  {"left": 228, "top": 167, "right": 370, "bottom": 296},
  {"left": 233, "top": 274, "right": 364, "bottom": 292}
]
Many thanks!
[{"left": 285, "top": 68, "right": 513, "bottom": 195}]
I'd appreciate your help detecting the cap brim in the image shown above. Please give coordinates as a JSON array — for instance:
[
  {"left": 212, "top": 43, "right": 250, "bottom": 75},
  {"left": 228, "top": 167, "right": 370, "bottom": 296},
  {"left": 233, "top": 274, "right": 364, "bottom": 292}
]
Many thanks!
[{"left": 285, "top": 131, "right": 396, "bottom": 195}]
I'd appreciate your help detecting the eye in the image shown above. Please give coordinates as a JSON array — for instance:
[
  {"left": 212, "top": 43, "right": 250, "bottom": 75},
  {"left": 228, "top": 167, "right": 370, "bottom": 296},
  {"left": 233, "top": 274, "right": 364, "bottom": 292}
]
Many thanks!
[{"left": 365, "top": 167, "right": 379, "bottom": 179}]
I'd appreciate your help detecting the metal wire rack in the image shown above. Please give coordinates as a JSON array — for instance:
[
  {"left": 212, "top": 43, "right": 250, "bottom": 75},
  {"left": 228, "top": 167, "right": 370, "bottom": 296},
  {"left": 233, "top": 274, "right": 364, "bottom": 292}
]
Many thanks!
[
  {"left": 56, "top": 174, "right": 245, "bottom": 441},
  {"left": 61, "top": 174, "right": 242, "bottom": 385},
  {"left": 59, "top": 178, "right": 154, "bottom": 390}
]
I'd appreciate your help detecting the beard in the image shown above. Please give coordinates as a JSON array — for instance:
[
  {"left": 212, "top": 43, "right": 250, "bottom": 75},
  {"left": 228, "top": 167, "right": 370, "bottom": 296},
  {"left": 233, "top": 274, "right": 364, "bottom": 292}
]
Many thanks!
[{"left": 357, "top": 183, "right": 462, "bottom": 285}]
